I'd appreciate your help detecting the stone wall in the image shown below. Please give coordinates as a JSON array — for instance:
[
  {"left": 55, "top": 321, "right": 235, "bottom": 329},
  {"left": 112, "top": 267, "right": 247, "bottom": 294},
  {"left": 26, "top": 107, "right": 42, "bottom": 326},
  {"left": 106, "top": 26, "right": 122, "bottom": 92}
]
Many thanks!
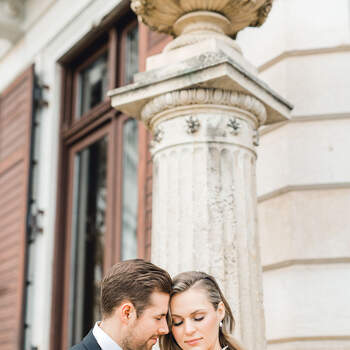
[{"left": 237, "top": 0, "right": 350, "bottom": 348}]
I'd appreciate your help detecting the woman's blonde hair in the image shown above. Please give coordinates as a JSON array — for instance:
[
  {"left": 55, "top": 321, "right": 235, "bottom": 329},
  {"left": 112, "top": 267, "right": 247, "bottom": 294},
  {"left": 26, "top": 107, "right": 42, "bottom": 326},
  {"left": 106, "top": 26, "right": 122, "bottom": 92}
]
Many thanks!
[{"left": 159, "top": 271, "right": 244, "bottom": 350}]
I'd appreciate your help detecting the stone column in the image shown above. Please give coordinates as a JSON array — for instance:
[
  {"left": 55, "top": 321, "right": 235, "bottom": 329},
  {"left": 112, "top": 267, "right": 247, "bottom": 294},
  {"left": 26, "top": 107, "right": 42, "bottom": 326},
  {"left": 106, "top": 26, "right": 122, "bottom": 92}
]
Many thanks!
[
  {"left": 109, "top": 2, "right": 292, "bottom": 349},
  {"left": 145, "top": 89, "right": 266, "bottom": 350}
]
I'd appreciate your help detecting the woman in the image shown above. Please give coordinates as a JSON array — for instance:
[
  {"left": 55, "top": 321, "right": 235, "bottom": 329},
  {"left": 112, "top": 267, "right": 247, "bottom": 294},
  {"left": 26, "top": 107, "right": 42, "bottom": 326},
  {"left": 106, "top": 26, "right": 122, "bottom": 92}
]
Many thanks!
[{"left": 160, "top": 271, "right": 243, "bottom": 350}]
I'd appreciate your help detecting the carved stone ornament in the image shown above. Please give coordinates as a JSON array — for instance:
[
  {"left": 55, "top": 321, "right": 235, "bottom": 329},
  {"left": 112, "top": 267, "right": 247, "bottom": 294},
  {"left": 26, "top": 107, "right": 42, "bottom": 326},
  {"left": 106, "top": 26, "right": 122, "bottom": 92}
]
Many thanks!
[
  {"left": 227, "top": 117, "right": 241, "bottom": 135},
  {"left": 141, "top": 88, "right": 267, "bottom": 128},
  {"left": 185, "top": 116, "right": 200, "bottom": 134},
  {"left": 131, "top": 0, "right": 273, "bottom": 38},
  {"left": 151, "top": 125, "right": 164, "bottom": 147}
]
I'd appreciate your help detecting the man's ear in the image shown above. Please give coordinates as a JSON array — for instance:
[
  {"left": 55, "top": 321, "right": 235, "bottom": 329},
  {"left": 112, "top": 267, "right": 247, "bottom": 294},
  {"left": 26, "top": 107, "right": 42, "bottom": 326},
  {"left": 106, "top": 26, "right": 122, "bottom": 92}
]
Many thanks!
[{"left": 120, "top": 302, "right": 136, "bottom": 324}]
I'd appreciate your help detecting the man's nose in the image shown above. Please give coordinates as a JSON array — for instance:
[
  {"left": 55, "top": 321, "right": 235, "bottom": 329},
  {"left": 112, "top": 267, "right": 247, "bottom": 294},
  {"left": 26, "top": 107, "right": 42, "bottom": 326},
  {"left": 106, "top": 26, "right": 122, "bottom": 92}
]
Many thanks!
[
  {"left": 184, "top": 320, "right": 195, "bottom": 335},
  {"left": 158, "top": 318, "right": 169, "bottom": 335}
]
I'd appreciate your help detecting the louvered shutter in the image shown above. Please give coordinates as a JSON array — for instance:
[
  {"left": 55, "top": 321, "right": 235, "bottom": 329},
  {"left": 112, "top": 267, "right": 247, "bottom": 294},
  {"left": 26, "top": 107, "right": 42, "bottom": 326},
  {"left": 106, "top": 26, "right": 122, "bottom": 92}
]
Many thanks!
[{"left": 0, "top": 65, "right": 34, "bottom": 350}]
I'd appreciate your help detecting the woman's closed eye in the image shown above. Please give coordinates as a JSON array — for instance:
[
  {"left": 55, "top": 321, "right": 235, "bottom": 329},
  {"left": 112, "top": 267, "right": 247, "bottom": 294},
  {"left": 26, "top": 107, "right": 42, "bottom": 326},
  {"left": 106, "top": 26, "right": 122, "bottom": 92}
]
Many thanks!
[
  {"left": 172, "top": 316, "right": 205, "bottom": 327},
  {"left": 172, "top": 320, "right": 183, "bottom": 327},
  {"left": 194, "top": 316, "right": 204, "bottom": 322}
]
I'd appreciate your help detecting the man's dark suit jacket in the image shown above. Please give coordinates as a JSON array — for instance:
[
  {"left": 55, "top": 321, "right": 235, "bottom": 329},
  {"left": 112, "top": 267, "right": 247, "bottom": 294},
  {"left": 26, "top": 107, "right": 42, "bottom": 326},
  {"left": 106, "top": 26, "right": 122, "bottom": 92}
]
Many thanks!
[{"left": 70, "top": 330, "right": 101, "bottom": 350}]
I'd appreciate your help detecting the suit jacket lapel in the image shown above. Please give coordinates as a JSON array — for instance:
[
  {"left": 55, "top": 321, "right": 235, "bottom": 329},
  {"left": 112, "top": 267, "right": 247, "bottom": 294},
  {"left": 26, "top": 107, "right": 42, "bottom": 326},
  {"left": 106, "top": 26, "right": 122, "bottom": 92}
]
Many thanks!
[{"left": 82, "top": 330, "right": 101, "bottom": 350}]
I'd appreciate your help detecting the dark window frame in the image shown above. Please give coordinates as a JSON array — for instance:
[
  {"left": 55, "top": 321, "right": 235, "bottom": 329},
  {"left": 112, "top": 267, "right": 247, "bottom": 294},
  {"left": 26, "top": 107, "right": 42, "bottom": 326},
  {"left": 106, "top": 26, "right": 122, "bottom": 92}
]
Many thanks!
[
  {"left": 72, "top": 44, "right": 109, "bottom": 121},
  {"left": 62, "top": 123, "right": 114, "bottom": 347},
  {"left": 50, "top": 9, "right": 147, "bottom": 350}
]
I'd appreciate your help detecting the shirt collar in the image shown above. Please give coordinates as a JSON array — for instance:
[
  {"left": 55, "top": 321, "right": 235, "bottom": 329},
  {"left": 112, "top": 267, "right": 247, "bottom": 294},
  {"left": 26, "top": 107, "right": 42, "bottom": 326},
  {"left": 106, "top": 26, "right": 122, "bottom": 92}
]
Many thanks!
[{"left": 92, "top": 322, "right": 123, "bottom": 350}]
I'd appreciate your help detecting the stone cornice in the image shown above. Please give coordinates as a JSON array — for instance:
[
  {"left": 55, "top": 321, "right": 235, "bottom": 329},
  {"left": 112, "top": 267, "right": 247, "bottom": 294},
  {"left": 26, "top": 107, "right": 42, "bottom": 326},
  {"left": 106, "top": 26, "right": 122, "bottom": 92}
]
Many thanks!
[
  {"left": 131, "top": 0, "right": 273, "bottom": 37},
  {"left": 141, "top": 88, "right": 267, "bottom": 127}
]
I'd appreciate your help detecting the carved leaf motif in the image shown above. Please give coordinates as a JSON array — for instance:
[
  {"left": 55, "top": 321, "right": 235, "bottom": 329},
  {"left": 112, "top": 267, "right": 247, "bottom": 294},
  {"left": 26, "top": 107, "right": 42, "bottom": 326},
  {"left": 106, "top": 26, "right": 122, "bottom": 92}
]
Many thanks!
[
  {"left": 227, "top": 117, "right": 241, "bottom": 135},
  {"left": 185, "top": 116, "right": 200, "bottom": 134},
  {"left": 141, "top": 88, "right": 267, "bottom": 127},
  {"left": 153, "top": 125, "right": 164, "bottom": 143}
]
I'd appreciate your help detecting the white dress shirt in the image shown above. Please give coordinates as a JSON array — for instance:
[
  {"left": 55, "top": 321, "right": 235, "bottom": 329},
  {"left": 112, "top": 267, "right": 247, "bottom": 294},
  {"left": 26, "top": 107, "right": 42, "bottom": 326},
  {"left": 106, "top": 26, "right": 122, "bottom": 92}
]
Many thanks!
[{"left": 92, "top": 322, "right": 123, "bottom": 350}]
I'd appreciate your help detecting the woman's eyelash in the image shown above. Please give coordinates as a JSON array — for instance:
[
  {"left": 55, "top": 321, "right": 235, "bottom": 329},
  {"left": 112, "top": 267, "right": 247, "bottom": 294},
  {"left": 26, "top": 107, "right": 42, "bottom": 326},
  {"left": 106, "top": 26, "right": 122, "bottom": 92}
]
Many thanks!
[
  {"left": 172, "top": 316, "right": 204, "bottom": 326},
  {"left": 194, "top": 316, "right": 204, "bottom": 321}
]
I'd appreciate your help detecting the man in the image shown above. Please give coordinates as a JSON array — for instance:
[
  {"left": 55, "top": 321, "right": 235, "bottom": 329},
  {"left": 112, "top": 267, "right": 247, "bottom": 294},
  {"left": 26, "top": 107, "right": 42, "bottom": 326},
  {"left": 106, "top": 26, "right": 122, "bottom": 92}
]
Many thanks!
[{"left": 71, "top": 259, "right": 172, "bottom": 350}]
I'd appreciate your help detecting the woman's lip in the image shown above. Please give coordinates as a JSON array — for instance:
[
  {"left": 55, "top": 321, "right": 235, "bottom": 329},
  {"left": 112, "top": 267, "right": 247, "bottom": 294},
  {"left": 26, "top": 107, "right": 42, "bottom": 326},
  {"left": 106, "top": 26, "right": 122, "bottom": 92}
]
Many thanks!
[{"left": 185, "top": 338, "right": 202, "bottom": 345}]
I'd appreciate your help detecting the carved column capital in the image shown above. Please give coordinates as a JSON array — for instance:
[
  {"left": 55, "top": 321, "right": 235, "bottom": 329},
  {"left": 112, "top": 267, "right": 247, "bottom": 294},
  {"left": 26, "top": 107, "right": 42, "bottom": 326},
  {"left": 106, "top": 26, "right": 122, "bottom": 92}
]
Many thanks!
[{"left": 141, "top": 88, "right": 267, "bottom": 129}]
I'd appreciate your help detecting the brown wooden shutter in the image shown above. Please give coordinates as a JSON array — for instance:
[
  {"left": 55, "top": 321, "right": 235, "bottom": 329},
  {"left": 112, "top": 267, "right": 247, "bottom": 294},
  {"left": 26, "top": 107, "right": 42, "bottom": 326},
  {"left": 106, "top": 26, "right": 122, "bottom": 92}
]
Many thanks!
[
  {"left": 0, "top": 65, "right": 34, "bottom": 350},
  {"left": 137, "top": 24, "right": 172, "bottom": 260}
]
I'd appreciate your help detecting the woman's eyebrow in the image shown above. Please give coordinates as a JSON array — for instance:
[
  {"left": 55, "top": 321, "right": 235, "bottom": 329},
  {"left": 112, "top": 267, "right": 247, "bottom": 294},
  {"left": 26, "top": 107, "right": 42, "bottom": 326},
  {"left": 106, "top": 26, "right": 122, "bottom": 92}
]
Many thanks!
[{"left": 190, "top": 309, "right": 206, "bottom": 315}]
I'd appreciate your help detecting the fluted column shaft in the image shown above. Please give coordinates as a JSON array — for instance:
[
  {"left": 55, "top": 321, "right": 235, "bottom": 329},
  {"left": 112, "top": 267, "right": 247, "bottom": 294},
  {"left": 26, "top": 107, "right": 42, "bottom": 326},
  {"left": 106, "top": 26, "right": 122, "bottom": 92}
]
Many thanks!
[{"left": 142, "top": 88, "right": 266, "bottom": 350}]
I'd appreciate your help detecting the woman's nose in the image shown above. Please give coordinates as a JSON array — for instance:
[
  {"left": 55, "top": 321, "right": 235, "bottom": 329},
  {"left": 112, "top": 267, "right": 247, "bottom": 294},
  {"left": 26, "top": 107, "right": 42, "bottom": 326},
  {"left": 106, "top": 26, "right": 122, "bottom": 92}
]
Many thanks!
[{"left": 184, "top": 320, "right": 196, "bottom": 335}]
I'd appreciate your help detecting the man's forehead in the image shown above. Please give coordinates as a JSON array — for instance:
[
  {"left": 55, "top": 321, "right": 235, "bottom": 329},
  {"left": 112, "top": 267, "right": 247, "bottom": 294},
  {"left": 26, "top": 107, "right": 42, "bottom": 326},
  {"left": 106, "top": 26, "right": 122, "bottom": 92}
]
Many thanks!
[{"left": 147, "top": 291, "right": 170, "bottom": 310}]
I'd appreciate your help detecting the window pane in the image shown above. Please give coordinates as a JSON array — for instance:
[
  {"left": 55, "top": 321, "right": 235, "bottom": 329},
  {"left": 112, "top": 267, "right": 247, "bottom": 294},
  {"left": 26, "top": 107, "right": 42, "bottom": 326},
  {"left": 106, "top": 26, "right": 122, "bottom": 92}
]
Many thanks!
[
  {"left": 69, "top": 137, "right": 107, "bottom": 346},
  {"left": 121, "top": 119, "right": 138, "bottom": 260},
  {"left": 77, "top": 52, "right": 108, "bottom": 117},
  {"left": 125, "top": 25, "right": 138, "bottom": 84}
]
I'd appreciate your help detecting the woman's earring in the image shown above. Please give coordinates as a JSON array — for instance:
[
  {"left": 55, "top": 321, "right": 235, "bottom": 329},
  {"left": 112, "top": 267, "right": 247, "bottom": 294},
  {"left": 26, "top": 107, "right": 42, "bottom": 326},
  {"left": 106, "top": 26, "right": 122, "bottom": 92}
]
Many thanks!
[{"left": 219, "top": 321, "right": 223, "bottom": 328}]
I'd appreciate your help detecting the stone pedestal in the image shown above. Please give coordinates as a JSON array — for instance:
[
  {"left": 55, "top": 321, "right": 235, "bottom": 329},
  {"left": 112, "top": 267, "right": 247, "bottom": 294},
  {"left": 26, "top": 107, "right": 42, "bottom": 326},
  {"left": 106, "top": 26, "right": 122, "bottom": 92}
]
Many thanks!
[{"left": 109, "top": 1, "right": 292, "bottom": 349}]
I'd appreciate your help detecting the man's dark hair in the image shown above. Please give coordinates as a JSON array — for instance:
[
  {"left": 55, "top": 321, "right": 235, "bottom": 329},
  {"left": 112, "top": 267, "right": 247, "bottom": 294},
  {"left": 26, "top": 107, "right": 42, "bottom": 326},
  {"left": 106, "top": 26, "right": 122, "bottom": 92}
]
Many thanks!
[{"left": 101, "top": 259, "right": 171, "bottom": 317}]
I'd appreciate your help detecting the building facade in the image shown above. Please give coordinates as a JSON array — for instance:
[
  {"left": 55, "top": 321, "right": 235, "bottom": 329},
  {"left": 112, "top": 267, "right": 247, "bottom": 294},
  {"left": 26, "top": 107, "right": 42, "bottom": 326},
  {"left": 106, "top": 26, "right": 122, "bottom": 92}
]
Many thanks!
[{"left": 0, "top": 0, "right": 349, "bottom": 350}]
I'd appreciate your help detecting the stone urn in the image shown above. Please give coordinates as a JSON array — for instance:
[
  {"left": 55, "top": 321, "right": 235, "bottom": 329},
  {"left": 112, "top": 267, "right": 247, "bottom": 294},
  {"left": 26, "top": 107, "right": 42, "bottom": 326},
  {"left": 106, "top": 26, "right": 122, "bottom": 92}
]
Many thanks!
[{"left": 131, "top": 0, "right": 273, "bottom": 52}]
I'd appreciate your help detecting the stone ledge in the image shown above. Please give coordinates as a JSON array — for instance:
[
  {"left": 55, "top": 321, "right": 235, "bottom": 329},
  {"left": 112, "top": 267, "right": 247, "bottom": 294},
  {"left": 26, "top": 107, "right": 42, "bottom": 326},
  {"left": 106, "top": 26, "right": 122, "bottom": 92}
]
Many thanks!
[{"left": 108, "top": 48, "right": 292, "bottom": 125}]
